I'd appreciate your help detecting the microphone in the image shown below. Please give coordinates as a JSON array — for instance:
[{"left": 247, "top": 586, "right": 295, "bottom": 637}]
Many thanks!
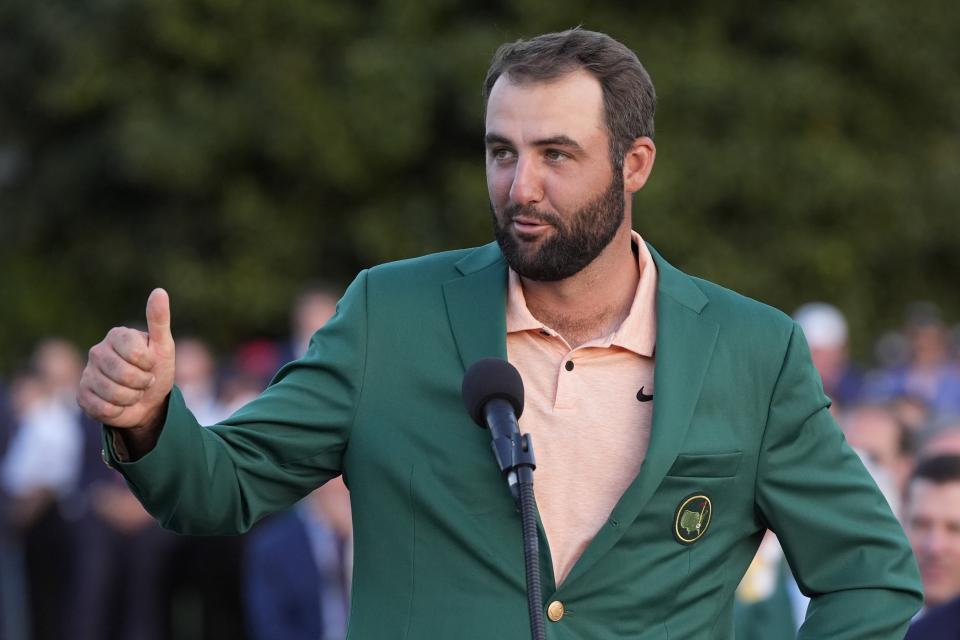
[
  {"left": 462, "top": 357, "right": 524, "bottom": 429},
  {"left": 462, "top": 358, "right": 535, "bottom": 500},
  {"left": 462, "top": 358, "right": 546, "bottom": 640}
]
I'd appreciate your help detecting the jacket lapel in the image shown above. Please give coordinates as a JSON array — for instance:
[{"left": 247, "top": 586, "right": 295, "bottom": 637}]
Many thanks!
[
  {"left": 564, "top": 244, "right": 719, "bottom": 586},
  {"left": 442, "top": 242, "right": 509, "bottom": 370},
  {"left": 442, "top": 243, "right": 559, "bottom": 587}
]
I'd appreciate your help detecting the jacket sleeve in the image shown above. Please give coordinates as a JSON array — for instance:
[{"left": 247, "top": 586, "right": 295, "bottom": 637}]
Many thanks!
[
  {"left": 755, "top": 322, "right": 922, "bottom": 639},
  {"left": 102, "top": 270, "right": 369, "bottom": 535}
]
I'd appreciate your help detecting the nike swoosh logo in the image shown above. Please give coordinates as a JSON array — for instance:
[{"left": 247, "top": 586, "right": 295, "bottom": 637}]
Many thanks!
[{"left": 637, "top": 386, "right": 653, "bottom": 402}]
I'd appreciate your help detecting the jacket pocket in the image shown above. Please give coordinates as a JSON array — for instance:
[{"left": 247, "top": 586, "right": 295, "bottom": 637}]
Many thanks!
[{"left": 666, "top": 451, "right": 742, "bottom": 478}]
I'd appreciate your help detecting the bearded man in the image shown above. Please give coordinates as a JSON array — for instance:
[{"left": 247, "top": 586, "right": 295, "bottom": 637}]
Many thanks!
[{"left": 78, "top": 29, "right": 921, "bottom": 639}]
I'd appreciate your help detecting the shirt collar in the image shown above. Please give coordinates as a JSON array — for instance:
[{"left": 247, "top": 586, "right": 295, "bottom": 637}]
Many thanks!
[{"left": 505, "top": 230, "right": 658, "bottom": 357}]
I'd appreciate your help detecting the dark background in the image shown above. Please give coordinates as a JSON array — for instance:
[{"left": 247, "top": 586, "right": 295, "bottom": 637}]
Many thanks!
[{"left": 2, "top": 0, "right": 958, "bottom": 370}]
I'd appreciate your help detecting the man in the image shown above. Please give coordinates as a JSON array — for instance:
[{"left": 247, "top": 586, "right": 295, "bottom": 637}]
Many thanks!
[
  {"left": 842, "top": 402, "right": 915, "bottom": 518},
  {"left": 245, "top": 476, "right": 352, "bottom": 640},
  {"left": 905, "top": 456, "right": 960, "bottom": 619},
  {"left": 866, "top": 302, "right": 960, "bottom": 418},
  {"left": 793, "top": 302, "right": 863, "bottom": 412},
  {"left": 78, "top": 29, "right": 921, "bottom": 638}
]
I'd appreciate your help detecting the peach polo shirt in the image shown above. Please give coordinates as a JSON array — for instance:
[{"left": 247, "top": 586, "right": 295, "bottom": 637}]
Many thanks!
[{"left": 505, "top": 231, "right": 657, "bottom": 585}]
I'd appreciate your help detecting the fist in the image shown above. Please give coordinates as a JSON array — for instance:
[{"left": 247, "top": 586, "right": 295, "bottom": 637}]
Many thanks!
[{"left": 78, "top": 288, "right": 176, "bottom": 430}]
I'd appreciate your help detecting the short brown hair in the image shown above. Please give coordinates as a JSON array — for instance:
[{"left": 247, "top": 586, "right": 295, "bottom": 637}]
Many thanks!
[
  {"left": 483, "top": 28, "right": 656, "bottom": 169},
  {"left": 912, "top": 454, "right": 960, "bottom": 485}
]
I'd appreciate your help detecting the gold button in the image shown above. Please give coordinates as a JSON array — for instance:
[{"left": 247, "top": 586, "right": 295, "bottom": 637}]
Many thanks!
[{"left": 547, "top": 600, "right": 565, "bottom": 622}]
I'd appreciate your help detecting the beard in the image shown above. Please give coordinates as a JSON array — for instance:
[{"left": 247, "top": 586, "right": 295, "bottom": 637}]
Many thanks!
[{"left": 491, "top": 172, "right": 625, "bottom": 281}]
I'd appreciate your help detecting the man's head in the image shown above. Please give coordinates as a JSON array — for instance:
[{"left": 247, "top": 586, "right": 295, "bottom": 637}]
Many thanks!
[
  {"left": 905, "top": 455, "right": 960, "bottom": 608},
  {"left": 794, "top": 302, "right": 850, "bottom": 396},
  {"left": 484, "top": 29, "right": 656, "bottom": 170},
  {"left": 291, "top": 285, "right": 340, "bottom": 359},
  {"left": 904, "top": 302, "right": 953, "bottom": 368},
  {"left": 483, "top": 29, "right": 657, "bottom": 281},
  {"left": 843, "top": 403, "right": 914, "bottom": 502}
]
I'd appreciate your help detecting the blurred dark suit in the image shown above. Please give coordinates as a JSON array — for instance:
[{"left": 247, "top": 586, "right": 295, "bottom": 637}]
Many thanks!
[
  {"left": 245, "top": 507, "right": 348, "bottom": 640},
  {"left": 907, "top": 597, "right": 960, "bottom": 639}
]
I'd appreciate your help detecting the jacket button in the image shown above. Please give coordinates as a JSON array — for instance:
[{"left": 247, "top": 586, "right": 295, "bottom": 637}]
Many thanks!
[{"left": 547, "top": 600, "right": 565, "bottom": 622}]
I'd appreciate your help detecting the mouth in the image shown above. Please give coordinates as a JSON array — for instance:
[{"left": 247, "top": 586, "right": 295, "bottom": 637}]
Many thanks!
[{"left": 511, "top": 215, "right": 552, "bottom": 236}]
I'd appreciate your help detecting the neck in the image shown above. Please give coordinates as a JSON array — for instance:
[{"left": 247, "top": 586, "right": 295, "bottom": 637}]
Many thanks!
[{"left": 520, "top": 220, "right": 640, "bottom": 348}]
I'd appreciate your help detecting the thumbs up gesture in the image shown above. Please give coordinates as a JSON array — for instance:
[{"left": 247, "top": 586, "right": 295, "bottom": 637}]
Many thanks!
[{"left": 78, "top": 288, "right": 177, "bottom": 432}]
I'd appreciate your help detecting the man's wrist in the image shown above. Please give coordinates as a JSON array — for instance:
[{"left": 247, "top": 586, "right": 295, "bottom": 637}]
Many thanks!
[
  {"left": 108, "top": 399, "right": 169, "bottom": 462},
  {"left": 110, "top": 422, "right": 162, "bottom": 462}
]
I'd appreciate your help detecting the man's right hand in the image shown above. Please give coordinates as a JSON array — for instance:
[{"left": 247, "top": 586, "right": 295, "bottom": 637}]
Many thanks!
[{"left": 78, "top": 288, "right": 177, "bottom": 439}]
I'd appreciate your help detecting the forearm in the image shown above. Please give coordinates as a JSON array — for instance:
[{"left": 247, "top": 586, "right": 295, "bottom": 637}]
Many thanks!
[
  {"left": 798, "top": 586, "right": 922, "bottom": 639},
  {"left": 105, "top": 369, "right": 353, "bottom": 534}
]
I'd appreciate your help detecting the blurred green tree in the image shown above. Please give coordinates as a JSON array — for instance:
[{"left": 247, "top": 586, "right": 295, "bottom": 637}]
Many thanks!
[{"left": 1, "top": 0, "right": 958, "bottom": 372}]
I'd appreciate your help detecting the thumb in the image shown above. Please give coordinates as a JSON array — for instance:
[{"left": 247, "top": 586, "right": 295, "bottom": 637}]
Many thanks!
[{"left": 145, "top": 288, "right": 173, "bottom": 348}]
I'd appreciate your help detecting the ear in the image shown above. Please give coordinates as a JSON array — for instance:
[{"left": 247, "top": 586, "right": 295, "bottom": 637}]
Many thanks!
[{"left": 622, "top": 136, "right": 656, "bottom": 194}]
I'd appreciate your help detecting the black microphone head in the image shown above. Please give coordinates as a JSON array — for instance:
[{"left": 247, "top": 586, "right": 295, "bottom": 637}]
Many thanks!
[{"left": 461, "top": 358, "right": 525, "bottom": 428}]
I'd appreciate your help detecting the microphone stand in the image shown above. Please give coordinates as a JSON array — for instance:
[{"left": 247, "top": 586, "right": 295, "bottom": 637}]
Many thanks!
[{"left": 485, "top": 406, "right": 545, "bottom": 640}]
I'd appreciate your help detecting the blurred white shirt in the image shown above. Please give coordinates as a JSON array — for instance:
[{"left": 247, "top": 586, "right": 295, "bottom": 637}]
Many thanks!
[{"left": 1, "top": 396, "right": 82, "bottom": 497}]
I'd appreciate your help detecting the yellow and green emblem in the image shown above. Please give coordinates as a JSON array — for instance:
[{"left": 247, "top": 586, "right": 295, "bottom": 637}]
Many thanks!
[{"left": 673, "top": 494, "right": 712, "bottom": 545}]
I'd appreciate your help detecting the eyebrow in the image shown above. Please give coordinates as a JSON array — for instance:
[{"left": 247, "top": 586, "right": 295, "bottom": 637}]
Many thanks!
[{"left": 484, "top": 133, "right": 585, "bottom": 153}]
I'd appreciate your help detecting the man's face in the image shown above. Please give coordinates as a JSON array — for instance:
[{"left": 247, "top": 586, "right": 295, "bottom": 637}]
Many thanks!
[
  {"left": 485, "top": 70, "right": 625, "bottom": 281},
  {"left": 906, "top": 479, "right": 960, "bottom": 607},
  {"left": 844, "top": 407, "right": 909, "bottom": 492}
]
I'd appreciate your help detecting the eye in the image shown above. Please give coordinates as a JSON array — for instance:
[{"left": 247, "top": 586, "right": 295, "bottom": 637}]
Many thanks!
[
  {"left": 544, "top": 149, "right": 568, "bottom": 162},
  {"left": 488, "top": 147, "right": 515, "bottom": 162}
]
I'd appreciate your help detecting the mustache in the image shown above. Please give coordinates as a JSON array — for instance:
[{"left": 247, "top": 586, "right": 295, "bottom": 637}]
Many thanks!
[{"left": 501, "top": 203, "right": 562, "bottom": 227}]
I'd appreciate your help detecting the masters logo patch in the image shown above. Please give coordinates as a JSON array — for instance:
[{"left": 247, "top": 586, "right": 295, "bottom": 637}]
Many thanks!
[{"left": 673, "top": 494, "right": 712, "bottom": 545}]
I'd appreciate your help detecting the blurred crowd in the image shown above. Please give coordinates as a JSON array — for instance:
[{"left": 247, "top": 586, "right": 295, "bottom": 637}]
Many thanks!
[
  {"left": 735, "top": 301, "right": 960, "bottom": 639},
  {"left": 2, "top": 295, "right": 960, "bottom": 639},
  {"left": 0, "top": 286, "right": 351, "bottom": 640}
]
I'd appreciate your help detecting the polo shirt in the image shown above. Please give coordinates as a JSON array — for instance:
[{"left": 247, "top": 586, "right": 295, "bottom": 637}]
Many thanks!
[{"left": 505, "top": 231, "right": 657, "bottom": 584}]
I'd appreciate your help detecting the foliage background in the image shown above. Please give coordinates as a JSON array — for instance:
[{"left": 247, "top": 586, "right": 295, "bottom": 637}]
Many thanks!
[{"left": 2, "top": 0, "right": 958, "bottom": 372}]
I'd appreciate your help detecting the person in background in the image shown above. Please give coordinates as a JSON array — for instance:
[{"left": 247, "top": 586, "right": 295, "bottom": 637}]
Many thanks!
[
  {"left": 891, "top": 394, "right": 935, "bottom": 442},
  {"left": 243, "top": 283, "right": 347, "bottom": 640},
  {"left": 1, "top": 340, "right": 85, "bottom": 640},
  {"left": 284, "top": 285, "right": 341, "bottom": 363},
  {"left": 734, "top": 531, "right": 806, "bottom": 640},
  {"left": 0, "top": 375, "right": 28, "bottom": 640},
  {"left": 175, "top": 337, "right": 229, "bottom": 425},
  {"left": 66, "top": 390, "right": 173, "bottom": 640},
  {"left": 867, "top": 303, "right": 960, "bottom": 419},
  {"left": 841, "top": 402, "right": 915, "bottom": 519},
  {"left": 245, "top": 476, "right": 352, "bottom": 640},
  {"left": 793, "top": 302, "right": 863, "bottom": 414},
  {"left": 904, "top": 455, "right": 960, "bottom": 617}
]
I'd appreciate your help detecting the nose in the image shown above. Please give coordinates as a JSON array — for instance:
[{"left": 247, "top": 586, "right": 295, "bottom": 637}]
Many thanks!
[
  {"left": 509, "top": 156, "right": 544, "bottom": 206},
  {"left": 920, "top": 529, "right": 947, "bottom": 557}
]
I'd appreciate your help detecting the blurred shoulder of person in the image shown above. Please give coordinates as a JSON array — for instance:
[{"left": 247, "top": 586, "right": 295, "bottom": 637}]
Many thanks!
[
  {"left": 244, "top": 476, "right": 351, "bottom": 640},
  {"left": 906, "top": 593, "right": 960, "bottom": 639}
]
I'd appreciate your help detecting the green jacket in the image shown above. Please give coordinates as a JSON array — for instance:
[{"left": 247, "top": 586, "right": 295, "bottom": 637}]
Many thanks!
[{"left": 106, "top": 242, "right": 922, "bottom": 639}]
